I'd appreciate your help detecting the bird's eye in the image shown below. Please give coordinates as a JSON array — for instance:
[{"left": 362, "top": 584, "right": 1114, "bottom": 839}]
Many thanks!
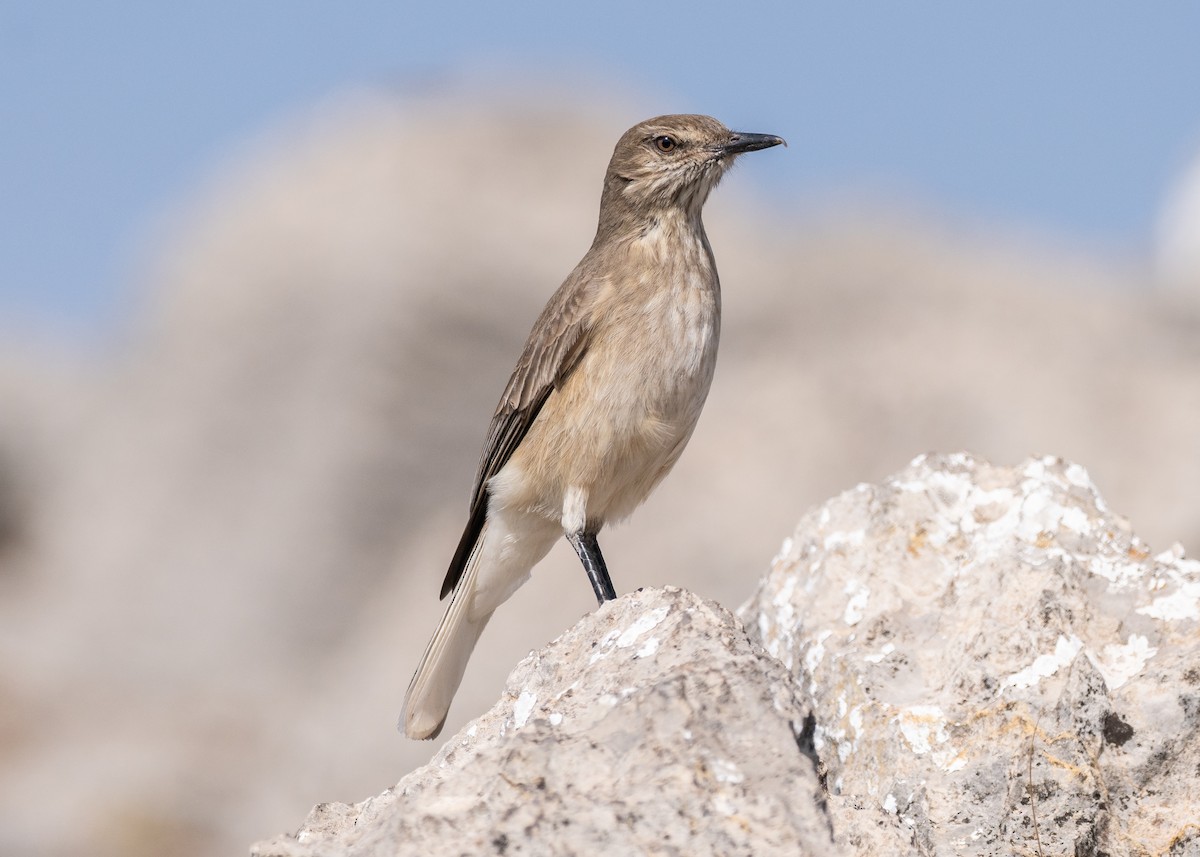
[{"left": 653, "top": 135, "right": 678, "bottom": 153}]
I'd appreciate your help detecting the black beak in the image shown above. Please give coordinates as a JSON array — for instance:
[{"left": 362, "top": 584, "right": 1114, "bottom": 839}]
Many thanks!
[{"left": 723, "top": 131, "right": 786, "bottom": 155}]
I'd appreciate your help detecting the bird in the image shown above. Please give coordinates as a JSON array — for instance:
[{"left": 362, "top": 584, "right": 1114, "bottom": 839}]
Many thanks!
[{"left": 402, "top": 114, "right": 784, "bottom": 739}]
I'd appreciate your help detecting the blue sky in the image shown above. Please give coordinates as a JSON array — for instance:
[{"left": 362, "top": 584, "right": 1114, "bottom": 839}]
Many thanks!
[{"left": 3, "top": 3, "right": 1199, "bottom": 337}]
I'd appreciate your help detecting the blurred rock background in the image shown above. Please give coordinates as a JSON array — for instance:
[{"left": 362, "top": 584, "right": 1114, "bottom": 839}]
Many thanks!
[{"left": 0, "top": 90, "right": 1198, "bottom": 856}]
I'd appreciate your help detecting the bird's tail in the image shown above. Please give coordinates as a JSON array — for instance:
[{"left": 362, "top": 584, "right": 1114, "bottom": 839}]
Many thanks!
[{"left": 401, "top": 533, "right": 492, "bottom": 740}]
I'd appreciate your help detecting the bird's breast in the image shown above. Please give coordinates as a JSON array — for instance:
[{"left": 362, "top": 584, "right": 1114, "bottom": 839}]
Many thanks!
[
  {"left": 497, "top": 225, "right": 722, "bottom": 524},
  {"left": 629, "top": 270, "right": 719, "bottom": 407},
  {"left": 624, "top": 226, "right": 721, "bottom": 407},
  {"left": 572, "top": 233, "right": 721, "bottom": 466}
]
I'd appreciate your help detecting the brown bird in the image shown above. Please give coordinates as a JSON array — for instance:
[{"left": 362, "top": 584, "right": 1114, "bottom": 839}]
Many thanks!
[{"left": 402, "top": 114, "right": 784, "bottom": 739}]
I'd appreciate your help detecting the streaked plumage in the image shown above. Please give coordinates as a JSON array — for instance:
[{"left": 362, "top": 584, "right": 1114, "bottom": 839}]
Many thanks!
[{"left": 403, "top": 115, "right": 784, "bottom": 739}]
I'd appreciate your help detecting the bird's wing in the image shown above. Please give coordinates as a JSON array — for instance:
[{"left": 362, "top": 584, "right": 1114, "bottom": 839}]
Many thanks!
[{"left": 439, "top": 277, "right": 595, "bottom": 599}]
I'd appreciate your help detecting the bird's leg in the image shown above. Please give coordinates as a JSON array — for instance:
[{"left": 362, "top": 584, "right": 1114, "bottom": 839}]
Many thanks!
[{"left": 566, "top": 531, "right": 617, "bottom": 605}]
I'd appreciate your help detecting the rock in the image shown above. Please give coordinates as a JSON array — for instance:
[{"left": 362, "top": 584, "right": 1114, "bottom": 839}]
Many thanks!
[
  {"left": 741, "top": 453, "right": 1200, "bottom": 856},
  {"left": 252, "top": 587, "right": 838, "bottom": 857},
  {"left": 255, "top": 454, "right": 1199, "bottom": 856}
]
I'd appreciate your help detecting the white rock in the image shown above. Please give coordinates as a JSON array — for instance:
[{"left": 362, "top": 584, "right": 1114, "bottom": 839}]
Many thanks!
[
  {"left": 253, "top": 588, "right": 838, "bottom": 857},
  {"left": 741, "top": 452, "right": 1200, "bottom": 856}
]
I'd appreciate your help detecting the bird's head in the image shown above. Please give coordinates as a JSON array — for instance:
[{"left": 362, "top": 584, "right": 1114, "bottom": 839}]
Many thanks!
[{"left": 601, "top": 114, "right": 785, "bottom": 221}]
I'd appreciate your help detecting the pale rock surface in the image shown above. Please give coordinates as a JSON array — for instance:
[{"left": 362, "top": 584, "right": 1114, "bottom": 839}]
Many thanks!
[
  {"left": 742, "top": 453, "right": 1200, "bottom": 856},
  {"left": 252, "top": 587, "right": 837, "bottom": 857},
  {"left": 255, "top": 453, "right": 1199, "bottom": 857}
]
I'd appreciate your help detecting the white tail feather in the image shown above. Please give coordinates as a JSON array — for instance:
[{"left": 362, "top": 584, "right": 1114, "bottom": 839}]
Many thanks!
[{"left": 401, "top": 533, "right": 492, "bottom": 740}]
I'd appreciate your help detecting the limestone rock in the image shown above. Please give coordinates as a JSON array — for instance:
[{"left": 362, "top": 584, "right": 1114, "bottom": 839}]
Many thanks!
[
  {"left": 252, "top": 587, "right": 837, "bottom": 857},
  {"left": 255, "top": 454, "right": 1199, "bottom": 857},
  {"left": 741, "top": 453, "right": 1200, "bottom": 856}
]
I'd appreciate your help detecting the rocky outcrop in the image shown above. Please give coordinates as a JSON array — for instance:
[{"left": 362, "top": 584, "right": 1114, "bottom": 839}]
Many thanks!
[
  {"left": 252, "top": 588, "right": 836, "bottom": 857},
  {"left": 255, "top": 454, "right": 1200, "bottom": 856},
  {"left": 743, "top": 453, "right": 1200, "bottom": 856}
]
